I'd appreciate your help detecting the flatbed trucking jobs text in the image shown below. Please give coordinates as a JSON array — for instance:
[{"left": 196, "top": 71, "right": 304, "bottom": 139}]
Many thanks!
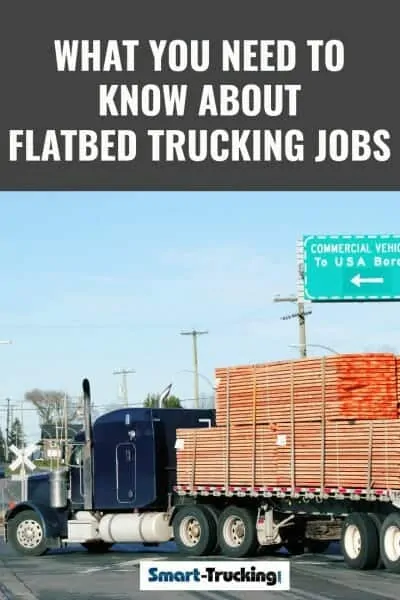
[{"left": 9, "top": 128, "right": 390, "bottom": 163}]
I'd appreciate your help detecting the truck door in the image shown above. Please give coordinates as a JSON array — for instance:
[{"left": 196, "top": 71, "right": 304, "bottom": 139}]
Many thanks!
[
  {"left": 69, "top": 443, "right": 84, "bottom": 505},
  {"left": 116, "top": 442, "right": 136, "bottom": 503}
]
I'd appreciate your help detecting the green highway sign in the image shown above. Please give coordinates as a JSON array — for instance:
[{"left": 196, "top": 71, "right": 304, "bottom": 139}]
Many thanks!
[{"left": 302, "top": 234, "right": 400, "bottom": 302}]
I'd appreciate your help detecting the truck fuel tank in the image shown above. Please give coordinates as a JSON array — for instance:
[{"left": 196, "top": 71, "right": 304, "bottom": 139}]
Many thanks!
[
  {"left": 49, "top": 468, "right": 69, "bottom": 509},
  {"left": 98, "top": 512, "right": 172, "bottom": 544}
]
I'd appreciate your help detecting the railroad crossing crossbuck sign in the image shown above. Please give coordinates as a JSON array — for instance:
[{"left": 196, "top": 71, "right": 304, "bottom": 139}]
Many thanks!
[{"left": 8, "top": 443, "right": 38, "bottom": 473}]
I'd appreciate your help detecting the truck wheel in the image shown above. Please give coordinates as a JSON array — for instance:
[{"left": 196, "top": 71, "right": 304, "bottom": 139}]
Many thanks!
[
  {"left": 217, "top": 506, "right": 258, "bottom": 558},
  {"left": 82, "top": 541, "right": 113, "bottom": 553},
  {"left": 379, "top": 512, "right": 400, "bottom": 573},
  {"left": 173, "top": 505, "right": 217, "bottom": 556},
  {"left": 202, "top": 505, "right": 221, "bottom": 554},
  {"left": 7, "top": 510, "right": 48, "bottom": 556},
  {"left": 306, "top": 540, "right": 330, "bottom": 554},
  {"left": 367, "top": 513, "right": 385, "bottom": 569},
  {"left": 341, "top": 513, "right": 379, "bottom": 570}
]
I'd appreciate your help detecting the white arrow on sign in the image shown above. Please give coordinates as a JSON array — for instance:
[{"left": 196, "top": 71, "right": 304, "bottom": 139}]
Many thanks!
[
  {"left": 351, "top": 274, "right": 384, "bottom": 288},
  {"left": 9, "top": 443, "right": 38, "bottom": 472}
]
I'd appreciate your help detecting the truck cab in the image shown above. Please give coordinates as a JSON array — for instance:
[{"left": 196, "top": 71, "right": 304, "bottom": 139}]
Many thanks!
[
  {"left": 4, "top": 378, "right": 216, "bottom": 556},
  {"left": 68, "top": 406, "right": 214, "bottom": 511}
]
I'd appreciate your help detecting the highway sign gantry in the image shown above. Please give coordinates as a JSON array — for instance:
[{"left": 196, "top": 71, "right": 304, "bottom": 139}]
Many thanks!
[{"left": 302, "top": 234, "right": 400, "bottom": 302}]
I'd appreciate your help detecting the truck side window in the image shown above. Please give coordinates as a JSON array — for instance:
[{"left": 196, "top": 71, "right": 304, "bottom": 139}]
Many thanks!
[{"left": 70, "top": 445, "right": 83, "bottom": 466}]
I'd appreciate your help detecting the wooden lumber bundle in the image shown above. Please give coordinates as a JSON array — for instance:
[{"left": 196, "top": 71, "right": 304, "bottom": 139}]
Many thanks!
[
  {"left": 214, "top": 353, "right": 398, "bottom": 427},
  {"left": 396, "top": 356, "right": 400, "bottom": 413},
  {"left": 176, "top": 420, "right": 400, "bottom": 490},
  {"left": 176, "top": 353, "right": 400, "bottom": 492},
  {"left": 176, "top": 428, "right": 228, "bottom": 487}
]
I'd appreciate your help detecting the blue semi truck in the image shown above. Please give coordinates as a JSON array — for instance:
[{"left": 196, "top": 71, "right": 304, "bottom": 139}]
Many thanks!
[{"left": 4, "top": 379, "right": 400, "bottom": 574}]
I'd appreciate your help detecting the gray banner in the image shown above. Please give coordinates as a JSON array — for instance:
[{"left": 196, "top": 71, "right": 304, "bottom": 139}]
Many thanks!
[{"left": 0, "top": 0, "right": 398, "bottom": 190}]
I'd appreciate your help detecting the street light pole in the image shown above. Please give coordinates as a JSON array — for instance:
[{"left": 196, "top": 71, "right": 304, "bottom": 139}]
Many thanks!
[{"left": 175, "top": 369, "right": 216, "bottom": 392}]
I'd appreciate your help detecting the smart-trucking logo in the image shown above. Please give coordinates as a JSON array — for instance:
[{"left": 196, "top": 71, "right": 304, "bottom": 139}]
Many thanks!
[{"left": 139, "top": 560, "right": 290, "bottom": 591}]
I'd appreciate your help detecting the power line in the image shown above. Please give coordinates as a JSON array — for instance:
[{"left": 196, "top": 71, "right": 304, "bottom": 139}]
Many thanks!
[
  {"left": 0, "top": 308, "right": 285, "bottom": 332},
  {"left": 0, "top": 396, "right": 215, "bottom": 415}
]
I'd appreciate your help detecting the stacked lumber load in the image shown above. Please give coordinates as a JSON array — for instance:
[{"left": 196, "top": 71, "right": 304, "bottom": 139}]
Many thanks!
[
  {"left": 396, "top": 356, "right": 400, "bottom": 413},
  {"left": 176, "top": 353, "right": 400, "bottom": 493},
  {"left": 176, "top": 420, "right": 400, "bottom": 490},
  {"left": 214, "top": 353, "right": 399, "bottom": 425}
]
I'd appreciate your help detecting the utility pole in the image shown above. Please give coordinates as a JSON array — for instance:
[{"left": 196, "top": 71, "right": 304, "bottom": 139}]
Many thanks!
[
  {"left": 5, "top": 398, "right": 11, "bottom": 463},
  {"left": 113, "top": 368, "right": 135, "bottom": 407},
  {"left": 63, "top": 392, "right": 69, "bottom": 464},
  {"left": 180, "top": 330, "right": 208, "bottom": 408},
  {"left": 1, "top": 342, "right": 12, "bottom": 463},
  {"left": 273, "top": 239, "right": 312, "bottom": 359},
  {"left": 20, "top": 397, "right": 26, "bottom": 498},
  {"left": 273, "top": 295, "right": 311, "bottom": 358}
]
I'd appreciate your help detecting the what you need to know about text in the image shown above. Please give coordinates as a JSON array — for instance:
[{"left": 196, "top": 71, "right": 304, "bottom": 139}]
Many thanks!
[{"left": 9, "top": 39, "right": 392, "bottom": 164}]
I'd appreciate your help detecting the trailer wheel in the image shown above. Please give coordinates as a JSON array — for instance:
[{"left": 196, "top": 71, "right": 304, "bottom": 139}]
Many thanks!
[
  {"left": 7, "top": 510, "right": 48, "bottom": 556},
  {"left": 173, "top": 505, "right": 217, "bottom": 556},
  {"left": 217, "top": 506, "right": 258, "bottom": 558},
  {"left": 367, "top": 513, "right": 385, "bottom": 569},
  {"left": 82, "top": 541, "right": 113, "bottom": 553},
  {"left": 379, "top": 512, "right": 400, "bottom": 573},
  {"left": 341, "top": 513, "right": 379, "bottom": 570}
]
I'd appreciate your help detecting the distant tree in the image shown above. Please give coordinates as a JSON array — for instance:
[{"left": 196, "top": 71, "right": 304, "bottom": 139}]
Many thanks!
[
  {"left": 0, "top": 427, "right": 5, "bottom": 462},
  {"left": 143, "top": 393, "right": 182, "bottom": 408},
  {"left": 9, "top": 418, "right": 25, "bottom": 448},
  {"left": 24, "top": 389, "right": 79, "bottom": 425}
]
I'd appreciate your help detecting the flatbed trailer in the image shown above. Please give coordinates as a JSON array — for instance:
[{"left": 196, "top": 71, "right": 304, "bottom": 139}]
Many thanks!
[{"left": 169, "top": 482, "right": 400, "bottom": 571}]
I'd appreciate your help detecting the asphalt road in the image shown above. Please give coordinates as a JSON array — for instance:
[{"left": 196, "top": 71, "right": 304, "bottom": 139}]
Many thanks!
[{"left": 1, "top": 541, "right": 399, "bottom": 600}]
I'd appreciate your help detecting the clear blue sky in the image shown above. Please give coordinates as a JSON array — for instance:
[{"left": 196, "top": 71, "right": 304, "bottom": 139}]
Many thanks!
[{"left": 0, "top": 191, "right": 399, "bottom": 442}]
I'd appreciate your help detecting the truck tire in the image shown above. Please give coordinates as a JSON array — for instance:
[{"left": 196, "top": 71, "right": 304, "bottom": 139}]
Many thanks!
[
  {"left": 173, "top": 505, "right": 217, "bottom": 556},
  {"left": 202, "top": 504, "right": 221, "bottom": 554},
  {"left": 379, "top": 512, "right": 400, "bottom": 573},
  {"left": 82, "top": 541, "right": 113, "bottom": 553},
  {"left": 367, "top": 513, "right": 385, "bottom": 569},
  {"left": 217, "top": 506, "right": 258, "bottom": 558},
  {"left": 341, "top": 513, "right": 379, "bottom": 570},
  {"left": 7, "top": 510, "right": 48, "bottom": 556}
]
